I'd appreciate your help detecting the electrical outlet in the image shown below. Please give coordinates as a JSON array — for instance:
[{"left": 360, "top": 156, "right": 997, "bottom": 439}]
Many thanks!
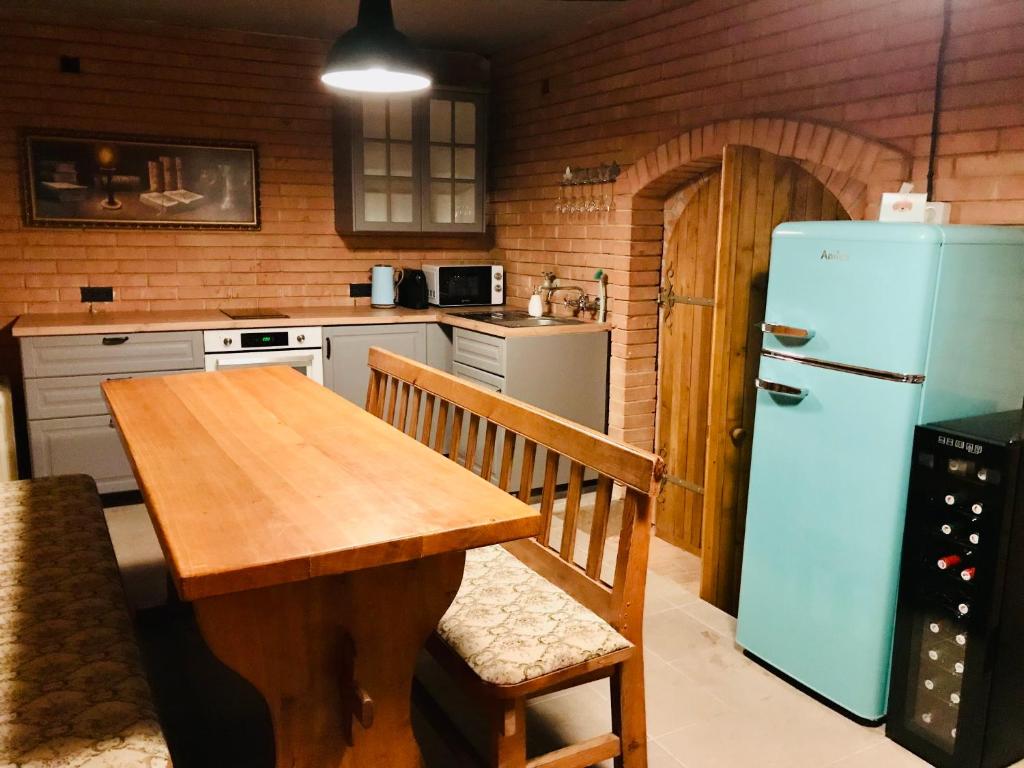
[
  {"left": 350, "top": 283, "right": 372, "bottom": 298},
  {"left": 80, "top": 286, "right": 113, "bottom": 302}
]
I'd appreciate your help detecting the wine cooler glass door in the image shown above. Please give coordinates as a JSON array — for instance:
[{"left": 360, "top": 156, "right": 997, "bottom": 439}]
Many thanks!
[{"left": 903, "top": 610, "right": 966, "bottom": 753}]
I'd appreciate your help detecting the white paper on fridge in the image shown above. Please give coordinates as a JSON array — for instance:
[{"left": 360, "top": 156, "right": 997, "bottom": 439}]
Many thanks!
[
  {"left": 879, "top": 183, "right": 951, "bottom": 224},
  {"left": 879, "top": 183, "right": 928, "bottom": 222}
]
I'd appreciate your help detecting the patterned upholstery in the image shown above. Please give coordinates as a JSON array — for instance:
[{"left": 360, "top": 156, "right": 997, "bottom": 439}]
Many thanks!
[
  {"left": 437, "top": 545, "right": 632, "bottom": 687},
  {"left": 0, "top": 475, "right": 172, "bottom": 767}
]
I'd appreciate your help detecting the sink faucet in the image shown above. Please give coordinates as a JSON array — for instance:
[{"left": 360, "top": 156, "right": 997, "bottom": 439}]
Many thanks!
[
  {"left": 546, "top": 284, "right": 586, "bottom": 305},
  {"left": 539, "top": 270, "right": 602, "bottom": 317}
]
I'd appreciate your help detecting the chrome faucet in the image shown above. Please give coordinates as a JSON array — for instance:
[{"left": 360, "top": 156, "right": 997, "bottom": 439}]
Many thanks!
[
  {"left": 547, "top": 284, "right": 587, "bottom": 306},
  {"left": 538, "top": 270, "right": 603, "bottom": 317}
]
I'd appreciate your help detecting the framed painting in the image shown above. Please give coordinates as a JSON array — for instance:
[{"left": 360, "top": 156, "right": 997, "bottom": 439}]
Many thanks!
[{"left": 20, "top": 129, "right": 260, "bottom": 229}]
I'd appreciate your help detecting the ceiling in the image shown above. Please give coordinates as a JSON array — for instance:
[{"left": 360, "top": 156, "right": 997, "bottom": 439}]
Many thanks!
[{"left": 1, "top": 0, "right": 629, "bottom": 53}]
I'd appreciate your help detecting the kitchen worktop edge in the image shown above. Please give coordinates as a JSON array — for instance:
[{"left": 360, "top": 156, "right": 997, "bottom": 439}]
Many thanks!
[{"left": 12, "top": 306, "right": 610, "bottom": 339}]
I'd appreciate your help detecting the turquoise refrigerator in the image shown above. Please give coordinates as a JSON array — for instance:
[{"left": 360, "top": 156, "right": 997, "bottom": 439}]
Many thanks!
[{"left": 736, "top": 222, "right": 1024, "bottom": 722}]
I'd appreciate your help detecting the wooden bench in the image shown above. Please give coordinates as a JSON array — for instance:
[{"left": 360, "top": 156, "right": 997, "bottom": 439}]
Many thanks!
[
  {"left": 365, "top": 348, "right": 664, "bottom": 768},
  {"left": 0, "top": 474, "right": 173, "bottom": 768}
]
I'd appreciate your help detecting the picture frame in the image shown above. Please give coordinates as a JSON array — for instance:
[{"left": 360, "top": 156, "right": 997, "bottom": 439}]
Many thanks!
[{"left": 19, "top": 129, "right": 261, "bottom": 230}]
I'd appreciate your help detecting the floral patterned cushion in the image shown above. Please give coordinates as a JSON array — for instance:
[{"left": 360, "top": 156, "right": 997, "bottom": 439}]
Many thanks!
[
  {"left": 0, "top": 475, "right": 172, "bottom": 767},
  {"left": 436, "top": 545, "right": 632, "bottom": 687}
]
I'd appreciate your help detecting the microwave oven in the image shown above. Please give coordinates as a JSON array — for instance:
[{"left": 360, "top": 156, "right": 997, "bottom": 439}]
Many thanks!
[{"left": 421, "top": 264, "right": 503, "bottom": 307}]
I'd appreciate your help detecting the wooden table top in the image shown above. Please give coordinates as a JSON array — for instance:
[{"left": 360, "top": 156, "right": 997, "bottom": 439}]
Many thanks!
[{"left": 103, "top": 367, "right": 541, "bottom": 600}]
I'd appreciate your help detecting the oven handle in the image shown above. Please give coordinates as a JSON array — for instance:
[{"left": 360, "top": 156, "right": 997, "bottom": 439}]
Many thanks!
[{"left": 210, "top": 353, "right": 317, "bottom": 371}]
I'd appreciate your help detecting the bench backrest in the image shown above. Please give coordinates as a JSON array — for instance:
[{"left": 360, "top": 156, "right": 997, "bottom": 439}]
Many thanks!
[{"left": 364, "top": 347, "right": 664, "bottom": 642}]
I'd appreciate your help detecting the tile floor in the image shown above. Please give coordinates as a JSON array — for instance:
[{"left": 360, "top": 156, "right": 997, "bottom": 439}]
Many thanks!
[{"left": 106, "top": 504, "right": 1021, "bottom": 767}]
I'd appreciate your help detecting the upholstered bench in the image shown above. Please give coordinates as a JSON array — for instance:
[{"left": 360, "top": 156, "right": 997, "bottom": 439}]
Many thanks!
[
  {"left": 437, "top": 545, "right": 632, "bottom": 687},
  {"left": 0, "top": 475, "right": 172, "bottom": 767}
]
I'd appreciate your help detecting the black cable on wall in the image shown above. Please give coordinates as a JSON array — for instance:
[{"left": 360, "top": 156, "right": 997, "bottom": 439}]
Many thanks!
[{"left": 926, "top": 0, "right": 953, "bottom": 200}]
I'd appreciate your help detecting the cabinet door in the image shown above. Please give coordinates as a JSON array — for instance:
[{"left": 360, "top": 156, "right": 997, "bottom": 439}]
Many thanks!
[
  {"left": 352, "top": 95, "right": 422, "bottom": 232},
  {"left": 324, "top": 325, "right": 427, "bottom": 405},
  {"left": 422, "top": 90, "right": 486, "bottom": 233},
  {"left": 29, "top": 415, "right": 136, "bottom": 494}
]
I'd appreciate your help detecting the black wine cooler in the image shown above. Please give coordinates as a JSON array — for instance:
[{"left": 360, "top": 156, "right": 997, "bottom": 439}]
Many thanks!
[{"left": 887, "top": 409, "right": 1024, "bottom": 768}]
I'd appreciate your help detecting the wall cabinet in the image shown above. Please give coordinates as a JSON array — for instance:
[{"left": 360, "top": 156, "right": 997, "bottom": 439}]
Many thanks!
[
  {"left": 21, "top": 331, "right": 204, "bottom": 494},
  {"left": 323, "top": 324, "right": 427, "bottom": 405},
  {"left": 333, "top": 89, "right": 487, "bottom": 235}
]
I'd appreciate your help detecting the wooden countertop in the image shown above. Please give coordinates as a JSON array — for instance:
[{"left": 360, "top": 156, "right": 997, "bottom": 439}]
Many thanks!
[
  {"left": 102, "top": 366, "right": 541, "bottom": 600},
  {"left": 13, "top": 305, "right": 610, "bottom": 338}
]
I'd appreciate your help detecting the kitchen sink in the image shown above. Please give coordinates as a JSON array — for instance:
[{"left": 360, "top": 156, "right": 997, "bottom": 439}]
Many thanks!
[{"left": 451, "top": 310, "right": 584, "bottom": 328}]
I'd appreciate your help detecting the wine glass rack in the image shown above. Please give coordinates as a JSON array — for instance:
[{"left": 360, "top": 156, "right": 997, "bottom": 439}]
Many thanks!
[{"left": 555, "top": 161, "right": 620, "bottom": 215}]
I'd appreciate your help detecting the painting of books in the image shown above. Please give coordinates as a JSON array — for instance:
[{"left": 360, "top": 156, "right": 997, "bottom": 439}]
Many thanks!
[{"left": 21, "top": 130, "right": 260, "bottom": 229}]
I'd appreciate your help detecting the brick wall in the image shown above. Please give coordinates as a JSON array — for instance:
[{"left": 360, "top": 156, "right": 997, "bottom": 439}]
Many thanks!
[
  {"left": 489, "top": 0, "right": 1024, "bottom": 448},
  {"left": 0, "top": 14, "right": 488, "bottom": 327}
]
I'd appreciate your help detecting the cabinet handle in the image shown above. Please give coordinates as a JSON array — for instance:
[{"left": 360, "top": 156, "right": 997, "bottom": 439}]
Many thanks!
[
  {"left": 108, "top": 418, "right": 115, "bottom": 429},
  {"left": 102, "top": 336, "right": 129, "bottom": 346},
  {"left": 326, "top": 337, "right": 332, "bottom": 359}
]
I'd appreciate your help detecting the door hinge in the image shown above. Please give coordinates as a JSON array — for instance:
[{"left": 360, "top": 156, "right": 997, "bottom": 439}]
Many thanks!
[
  {"left": 657, "top": 285, "right": 714, "bottom": 310},
  {"left": 661, "top": 473, "right": 705, "bottom": 495}
]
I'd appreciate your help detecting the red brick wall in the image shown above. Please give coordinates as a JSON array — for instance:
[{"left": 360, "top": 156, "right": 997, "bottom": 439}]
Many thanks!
[
  {"left": 489, "top": 0, "right": 1024, "bottom": 447},
  {"left": 0, "top": 15, "right": 488, "bottom": 326}
]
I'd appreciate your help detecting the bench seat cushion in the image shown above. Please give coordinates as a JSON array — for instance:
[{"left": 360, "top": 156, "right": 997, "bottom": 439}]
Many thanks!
[
  {"left": 437, "top": 545, "right": 631, "bottom": 687},
  {"left": 0, "top": 475, "right": 171, "bottom": 767}
]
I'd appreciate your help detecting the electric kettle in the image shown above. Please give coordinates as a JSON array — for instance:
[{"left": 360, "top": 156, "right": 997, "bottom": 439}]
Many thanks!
[{"left": 370, "top": 265, "right": 404, "bottom": 308}]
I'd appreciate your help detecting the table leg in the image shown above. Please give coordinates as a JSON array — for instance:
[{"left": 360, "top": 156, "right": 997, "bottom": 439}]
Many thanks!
[{"left": 193, "top": 552, "right": 465, "bottom": 768}]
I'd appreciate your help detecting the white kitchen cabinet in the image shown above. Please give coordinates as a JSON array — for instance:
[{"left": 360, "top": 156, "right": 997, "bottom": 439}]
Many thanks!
[
  {"left": 21, "top": 331, "right": 203, "bottom": 377},
  {"left": 20, "top": 330, "right": 204, "bottom": 494},
  {"left": 323, "top": 324, "right": 427, "bottom": 405},
  {"left": 451, "top": 327, "right": 609, "bottom": 493},
  {"left": 29, "top": 415, "right": 138, "bottom": 494}
]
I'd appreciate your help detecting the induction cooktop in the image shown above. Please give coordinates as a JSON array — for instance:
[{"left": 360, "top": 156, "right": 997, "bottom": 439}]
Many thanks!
[{"left": 220, "top": 308, "right": 289, "bottom": 320}]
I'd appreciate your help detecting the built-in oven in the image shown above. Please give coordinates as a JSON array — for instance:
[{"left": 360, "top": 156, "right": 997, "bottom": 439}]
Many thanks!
[
  {"left": 421, "top": 264, "right": 503, "bottom": 306},
  {"left": 203, "top": 327, "right": 323, "bottom": 384}
]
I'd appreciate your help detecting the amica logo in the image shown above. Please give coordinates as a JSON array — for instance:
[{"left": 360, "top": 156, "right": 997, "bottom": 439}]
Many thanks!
[{"left": 820, "top": 249, "right": 849, "bottom": 261}]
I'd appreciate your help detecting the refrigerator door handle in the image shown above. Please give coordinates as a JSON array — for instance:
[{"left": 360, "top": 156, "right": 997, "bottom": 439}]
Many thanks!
[
  {"left": 755, "top": 378, "right": 809, "bottom": 400},
  {"left": 759, "top": 322, "right": 815, "bottom": 340}
]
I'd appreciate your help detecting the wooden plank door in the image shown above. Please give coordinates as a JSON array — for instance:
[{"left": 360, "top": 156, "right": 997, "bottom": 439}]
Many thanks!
[
  {"left": 655, "top": 172, "right": 720, "bottom": 553},
  {"left": 700, "top": 145, "right": 850, "bottom": 614}
]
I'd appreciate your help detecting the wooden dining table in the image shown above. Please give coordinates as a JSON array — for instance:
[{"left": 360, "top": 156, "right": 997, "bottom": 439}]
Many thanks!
[{"left": 102, "top": 366, "right": 541, "bottom": 768}]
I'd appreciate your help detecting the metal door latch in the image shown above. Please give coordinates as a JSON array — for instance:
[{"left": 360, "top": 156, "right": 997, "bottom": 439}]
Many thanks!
[
  {"left": 661, "top": 473, "right": 705, "bottom": 495},
  {"left": 657, "top": 284, "right": 714, "bottom": 310}
]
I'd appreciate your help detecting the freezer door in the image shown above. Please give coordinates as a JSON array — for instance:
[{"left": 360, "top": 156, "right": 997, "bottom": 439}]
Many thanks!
[
  {"left": 761, "top": 228, "right": 940, "bottom": 376},
  {"left": 736, "top": 354, "right": 924, "bottom": 721}
]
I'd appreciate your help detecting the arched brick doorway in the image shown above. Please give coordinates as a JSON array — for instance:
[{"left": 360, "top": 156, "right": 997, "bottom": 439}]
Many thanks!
[
  {"left": 607, "top": 120, "right": 911, "bottom": 610},
  {"left": 604, "top": 118, "right": 911, "bottom": 451}
]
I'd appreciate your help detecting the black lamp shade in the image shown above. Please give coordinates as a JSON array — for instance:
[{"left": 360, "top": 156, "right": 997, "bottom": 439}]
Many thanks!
[{"left": 321, "top": 0, "right": 431, "bottom": 93}]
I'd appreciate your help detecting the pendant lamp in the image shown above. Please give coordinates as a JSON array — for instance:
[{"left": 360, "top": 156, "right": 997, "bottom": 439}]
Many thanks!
[{"left": 321, "top": 0, "right": 431, "bottom": 93}]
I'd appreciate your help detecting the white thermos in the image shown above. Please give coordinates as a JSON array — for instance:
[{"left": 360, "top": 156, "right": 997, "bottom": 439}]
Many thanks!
[{"left": 370, "top": 265, "right": 404, "bottom": 308}]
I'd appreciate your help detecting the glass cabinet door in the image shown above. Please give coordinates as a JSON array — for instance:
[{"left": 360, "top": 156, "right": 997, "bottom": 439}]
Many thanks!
[
  {"left": 342, "top": 89, "right": 485, "bottom": 234},
  {"left": 423, "top": 91, "right": 485, "bottom": 232},
  {"left": 354, "top": 96, "right": 420, "bottom": 231}
]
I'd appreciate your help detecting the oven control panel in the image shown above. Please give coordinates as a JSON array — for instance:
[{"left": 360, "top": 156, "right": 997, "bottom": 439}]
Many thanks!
[{"left": 203, "top": 326, "right": 322, "bottom": 353}]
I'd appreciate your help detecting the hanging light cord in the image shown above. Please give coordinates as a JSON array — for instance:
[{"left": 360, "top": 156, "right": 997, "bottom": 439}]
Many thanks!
[{"left": 926, "top": 0, "right": 953, "bottom": 200}]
